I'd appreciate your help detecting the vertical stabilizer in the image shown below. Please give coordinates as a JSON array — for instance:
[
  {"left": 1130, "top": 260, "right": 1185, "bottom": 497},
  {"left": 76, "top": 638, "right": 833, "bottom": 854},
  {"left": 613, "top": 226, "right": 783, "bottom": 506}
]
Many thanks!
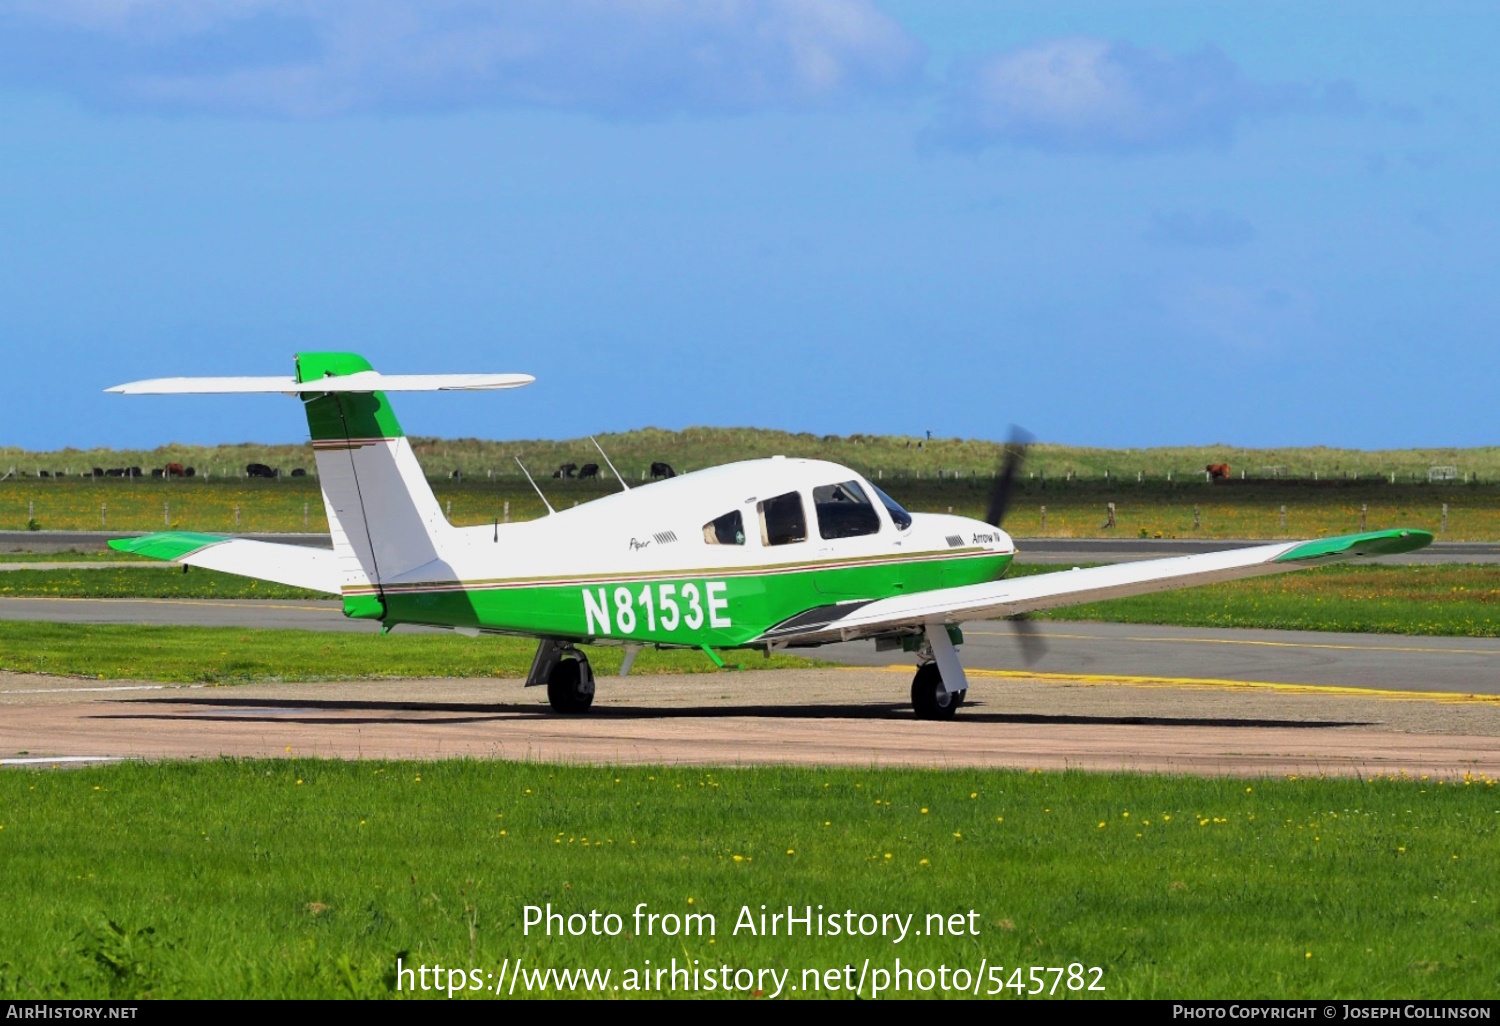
[{"left": 297, "top": 353, "right": 453, "bottom": 600}]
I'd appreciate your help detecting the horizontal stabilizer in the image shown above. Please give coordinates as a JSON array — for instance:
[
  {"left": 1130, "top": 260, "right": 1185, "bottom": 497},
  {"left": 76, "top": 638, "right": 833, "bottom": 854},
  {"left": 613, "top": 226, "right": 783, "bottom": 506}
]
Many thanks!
[
  {"left": 109, "top": 532, "right": 342, "bottom": 595},
  {"left": 105, "top": 372, "right": 534, "bottom": 395}
]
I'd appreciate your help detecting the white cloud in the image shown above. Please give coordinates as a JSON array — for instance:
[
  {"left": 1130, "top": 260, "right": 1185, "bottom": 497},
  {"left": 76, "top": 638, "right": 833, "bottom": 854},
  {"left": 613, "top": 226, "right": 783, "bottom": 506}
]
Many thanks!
[
  {"left": 932, "top": 36, "right": 1359, "bottom": 153},
  {"left": 0, "top": 0, "right": 923, "bottom": 117}
]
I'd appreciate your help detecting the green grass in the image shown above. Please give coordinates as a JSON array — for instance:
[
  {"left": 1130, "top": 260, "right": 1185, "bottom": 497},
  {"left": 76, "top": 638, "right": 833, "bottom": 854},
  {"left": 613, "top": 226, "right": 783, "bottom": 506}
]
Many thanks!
[
  {"left": 0, "top": 761, "right": 1495, "bottom": 999},
  {"left": 1011, "top": 564, "right": 1500, "bottom": 638},
  {"left": 0, "top": 566, "right": 324, "bottom": 600},
  {"left": 0, "top": 622, "right": 813, "bottom": 683},
  {"left": 2, "top": 564, "right": 1495, "bottom": 638}
]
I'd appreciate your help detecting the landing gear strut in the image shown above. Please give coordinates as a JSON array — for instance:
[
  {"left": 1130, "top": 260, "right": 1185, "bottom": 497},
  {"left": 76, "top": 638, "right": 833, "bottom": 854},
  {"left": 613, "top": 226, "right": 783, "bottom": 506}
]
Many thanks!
[
  {"left": 911, "top": 663, "right": 963, "bottom": 721},
  {"left": 527, "top": 640, "right": 596, "bottom": 714}
]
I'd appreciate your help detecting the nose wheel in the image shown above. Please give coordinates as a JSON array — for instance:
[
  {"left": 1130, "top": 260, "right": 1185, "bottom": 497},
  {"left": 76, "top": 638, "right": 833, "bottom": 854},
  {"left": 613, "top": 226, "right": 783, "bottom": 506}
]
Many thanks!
[
  {"left": 911, "top": 662, "right": 963, "bottom": 720},
  {"left": 547, "top": 653, "right": 595, "bottom": 714}
]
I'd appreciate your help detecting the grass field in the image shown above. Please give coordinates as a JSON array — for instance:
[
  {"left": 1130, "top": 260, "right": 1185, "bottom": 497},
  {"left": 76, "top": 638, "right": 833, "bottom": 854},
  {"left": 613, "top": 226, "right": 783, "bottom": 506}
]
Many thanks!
[
  {"left": 3, "top": 475, "right": 1496, "bottom": 540},
  {"left": 0, "top": 563, "right": 1494, "bottom": 639},
  {"left": 6, "top": 426, "right": 1500, "bottom": 482},
  {"left": 1017, "top": 564, "right": 1500, "bottom": 638},
  {"left": 0, "top": 622, "right": 812, "bottom": 683},
  {"left": 0, "top": 761, "right": 1493, "bottom": 999}
]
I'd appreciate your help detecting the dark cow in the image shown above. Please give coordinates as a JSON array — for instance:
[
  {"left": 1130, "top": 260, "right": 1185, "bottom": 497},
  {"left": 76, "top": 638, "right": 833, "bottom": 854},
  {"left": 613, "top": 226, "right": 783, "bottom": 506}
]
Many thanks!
[
  {"left": 290, "top": 468, "right": 307, "bottom": 478},
  {"left": 578, "top": 463, "right": 599, "bottom": 480},
  {"left": 92, "top": 467, "right": 105, "bottom": 477},
  {"left": 552, "top": 463, "right": 578, "bottom": 479},
  {"left": 650, "top": 461, "right": 676, "bottom": 479},
  {"left": 126, "top": 467, "right": 143, "bottom": 478},
  {"left": 150, "top": 468, "right": 165, "bottom": 479},
  {"left": 105, "top": 468, "right": 125, "bottom": 477},
  {"left": 184, "top": 467, "right": 196, "bottom": 478},
  {"left": 450, "top": 469, "right": 463, "bottom": 480},
  {"left": 1206, "top": 463, "right": 1231, "bottom": 481},
  {"left": 246, "top": 463, "right": 278, "bottom": 479}
]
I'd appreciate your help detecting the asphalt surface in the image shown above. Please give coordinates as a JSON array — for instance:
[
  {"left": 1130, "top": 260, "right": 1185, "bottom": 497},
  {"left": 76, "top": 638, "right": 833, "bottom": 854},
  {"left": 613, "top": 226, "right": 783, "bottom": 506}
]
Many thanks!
[
  {"left": 6, "top": 669, "right": 1500, "bottom": 777},
  {"left": 2, "top": 596, "right": 1496, "bottom": 696},
  {"left": 4, "top": 530, "right": 1498, "bottom": 563}
]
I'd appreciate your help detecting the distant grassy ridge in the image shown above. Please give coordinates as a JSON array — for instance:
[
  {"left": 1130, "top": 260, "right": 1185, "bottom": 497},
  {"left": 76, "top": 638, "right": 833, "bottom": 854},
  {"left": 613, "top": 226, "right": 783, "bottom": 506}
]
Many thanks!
[
  {"left": 5, "top": 426, "right": 1499, "bottom": 482},
  {"left": 4, "top": 475, "right": 1495, "bottom": 540}
]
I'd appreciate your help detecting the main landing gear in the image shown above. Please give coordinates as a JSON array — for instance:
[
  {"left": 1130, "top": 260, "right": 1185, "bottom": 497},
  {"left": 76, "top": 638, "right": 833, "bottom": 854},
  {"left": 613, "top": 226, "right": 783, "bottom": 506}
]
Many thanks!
[
  {"left": 527, "top": 639, "right": 595, "bottom": 714},
  {"left": 910, "top": 624, "right": 970, "bottom": 721}
]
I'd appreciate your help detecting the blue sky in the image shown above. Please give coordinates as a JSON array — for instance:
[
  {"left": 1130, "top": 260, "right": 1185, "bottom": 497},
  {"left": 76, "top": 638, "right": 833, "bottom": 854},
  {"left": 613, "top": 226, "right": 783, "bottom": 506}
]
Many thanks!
[{"left": 0, "top": 1, "right": 1494, "bottom": 450}]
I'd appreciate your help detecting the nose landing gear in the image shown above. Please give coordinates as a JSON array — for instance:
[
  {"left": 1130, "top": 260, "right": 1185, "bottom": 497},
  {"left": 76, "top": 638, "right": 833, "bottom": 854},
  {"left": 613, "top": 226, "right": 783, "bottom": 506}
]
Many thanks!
[{"left": 527, "top": 639, "right": 596, "bottom": 714}]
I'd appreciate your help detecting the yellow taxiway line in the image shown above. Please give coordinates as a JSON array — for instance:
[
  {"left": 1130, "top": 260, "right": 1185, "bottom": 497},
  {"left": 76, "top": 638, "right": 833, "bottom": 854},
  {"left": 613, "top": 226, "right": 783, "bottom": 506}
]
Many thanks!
[
  {"left": 854, "top": 664, "right": 1500, "bottom": 705},
  {"left": 966, "top": 629, "right": 1500, "bottom": 657}
]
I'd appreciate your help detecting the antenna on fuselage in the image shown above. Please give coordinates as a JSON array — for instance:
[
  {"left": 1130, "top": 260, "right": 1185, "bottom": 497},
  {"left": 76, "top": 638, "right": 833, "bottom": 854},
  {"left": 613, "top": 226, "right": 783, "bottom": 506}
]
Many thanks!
[
  {"left": 514, "top": 457, "right": 556, "bottom": 515},
  {"left": 590, "top": 436, "right": 631, "bottom": 493}
]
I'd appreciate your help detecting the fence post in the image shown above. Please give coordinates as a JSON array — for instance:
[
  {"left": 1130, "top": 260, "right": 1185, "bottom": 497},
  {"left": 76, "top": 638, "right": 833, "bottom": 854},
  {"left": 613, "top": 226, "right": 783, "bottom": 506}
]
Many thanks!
[
  {"left": 100, "top": 503, "right": 107, "bottom": 529},
  {"left": 1441, "top": 503, "right": 1448, "bottom": 533},
  {"left": 1105, "top": 502, "right": 1116, "bottom": 529},
  {"left": 234, "top": 504, "right": 241, "bottom": 528},
  {"left": 446, "top": 500, "right": 452, "bottom": 518},
  {"left": 1360, "top": 504, "right": 1367, "bottom": 531},
  {"left": 504, "top": 500, "right": 510, "bottom": 524},
  {"left": 28, "top": 500, "right": 34, "bottom": 523},
  {"left": 303, "top": 502, "right": 309, "bottom": 528},
  {"left": 1193, "top": 505, "right": 1200, "bottom": 530},
  {"left": 1279, "top": 505, "right": 1286, "bottom": 531},
  {"left": 1040, "top": 505, "right": 1047, "bottom": 531},
  {"left": 163, "top": 501, "right": 169, "bottom": 527}
]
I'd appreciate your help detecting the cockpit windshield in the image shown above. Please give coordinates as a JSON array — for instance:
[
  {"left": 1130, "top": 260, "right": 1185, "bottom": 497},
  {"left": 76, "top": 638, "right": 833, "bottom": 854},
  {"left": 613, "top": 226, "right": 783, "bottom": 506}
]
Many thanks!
[{"left": 871, "top": 483, "right": 913, "bottom": 530}]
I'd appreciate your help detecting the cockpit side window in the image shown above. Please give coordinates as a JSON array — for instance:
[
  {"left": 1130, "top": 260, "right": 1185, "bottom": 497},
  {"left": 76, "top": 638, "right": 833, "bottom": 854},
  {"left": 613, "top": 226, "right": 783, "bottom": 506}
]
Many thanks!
[
  {"left": 757, "top": 491, "right": 807, "bottom": 546},
  {"left": 703, "top": 509, "right": 745, "bottom": 546},
  {"left": 813, "top": 480, "right": 882, "bottom": 540},
  {"left": 871, "top": 483, "right": 913, "bottom": 530}
]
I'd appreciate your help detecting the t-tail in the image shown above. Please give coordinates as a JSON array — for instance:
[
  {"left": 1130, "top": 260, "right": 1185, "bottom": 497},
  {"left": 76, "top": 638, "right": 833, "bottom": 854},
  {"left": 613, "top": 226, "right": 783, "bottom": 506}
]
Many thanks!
[{"left": 104, "top": 353, "right": 533, "bottom": 615}]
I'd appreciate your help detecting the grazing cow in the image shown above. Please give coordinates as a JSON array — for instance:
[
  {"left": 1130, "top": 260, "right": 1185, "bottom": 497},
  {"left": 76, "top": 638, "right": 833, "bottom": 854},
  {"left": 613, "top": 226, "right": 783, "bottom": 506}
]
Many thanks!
[
  {"left": 290, "top": 468, "right": 307, "bottom": 478},
  {"left": 246, "top": 463, "right": 277, "bottom": 479},
  {"left": 165, "top": 462, "right": 186, "bottom": 478},
  {"left": 151, "top": 468, "right": 165, "bottom": 479},
  {"left": 92, "top": 467, "right": 105, "bottom": 478},
  {"left": 105, "top": 468, "right": 124, "bottom": 477},
  {"left": 1206, "top": 463, "right": 1231, "bottom": 481},
  {"left": 450, "top": 469, "right": 463, "bottom": 480},
  {"left": 126, "top": 467, "right": 143, "bottom": 478},
  {"left": 184, "top": 467, "right": 196, "bottom": 477},
  {"left": 552, "top": 463, "right": 578, "bottom": 479},
  {"left": 578, "top": 463, "right": 599, "bottom": 480},
  {"left": 650, "top": 461, "right": 676, "bottom": 479}
]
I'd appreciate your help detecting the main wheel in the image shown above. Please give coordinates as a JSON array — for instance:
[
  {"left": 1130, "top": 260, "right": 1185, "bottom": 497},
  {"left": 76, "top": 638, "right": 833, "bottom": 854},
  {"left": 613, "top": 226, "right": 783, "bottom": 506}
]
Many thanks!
[
  {"left": 911, "top": 663, "right": 963, "bottom": 721},
  {"left": 547, "top": 656, "right": 595, "bottom": 714}
]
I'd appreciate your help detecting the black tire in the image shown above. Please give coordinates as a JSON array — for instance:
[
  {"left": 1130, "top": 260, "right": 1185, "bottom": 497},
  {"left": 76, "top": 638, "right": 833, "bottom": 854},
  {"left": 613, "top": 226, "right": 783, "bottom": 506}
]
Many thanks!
[
  {"left": 547, "top": 657, "right": 595, "bottom": 714},
  {"left": 911, "top": 663, "right": 963, "bottom": 721}
]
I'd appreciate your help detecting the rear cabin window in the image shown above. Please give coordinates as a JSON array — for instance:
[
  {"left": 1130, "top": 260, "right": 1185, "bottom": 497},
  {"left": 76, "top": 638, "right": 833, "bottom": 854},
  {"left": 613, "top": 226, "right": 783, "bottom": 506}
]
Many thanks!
[
  {"left": 813, "top": 480, "right": 882, "bottom": 539},
  {"left": 703, "top": 509, "right": 745, "bottom": 545},
  {"left": 757, "top": 491, "right": 807, "bottom": 546}
]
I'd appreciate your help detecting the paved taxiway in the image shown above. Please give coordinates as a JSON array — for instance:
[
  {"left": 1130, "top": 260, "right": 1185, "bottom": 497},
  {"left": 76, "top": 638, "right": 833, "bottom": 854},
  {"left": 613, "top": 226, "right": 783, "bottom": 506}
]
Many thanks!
[
  {"left": 1, "top": 596, "right": 1495, "bottom": 696},
  {"left": 4, "top": 669, "right": 1500, "bottom": 778}
]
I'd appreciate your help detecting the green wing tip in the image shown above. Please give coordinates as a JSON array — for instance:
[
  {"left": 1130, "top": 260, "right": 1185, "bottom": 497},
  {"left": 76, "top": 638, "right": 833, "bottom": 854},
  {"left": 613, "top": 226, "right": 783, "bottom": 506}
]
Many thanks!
[
  {"left": 1277, "top": 528, "right": 1435, "bottom": 563},
  {"left": 108, "top": 531, "right": 227, "bottom": 562}
]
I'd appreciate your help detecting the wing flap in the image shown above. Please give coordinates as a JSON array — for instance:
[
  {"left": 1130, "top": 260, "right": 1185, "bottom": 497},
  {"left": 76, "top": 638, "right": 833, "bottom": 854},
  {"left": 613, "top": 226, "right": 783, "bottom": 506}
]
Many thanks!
[
  {"left": 760, "top": 528, "right": 1433, "bottom": 645},
  {"left": 110, "top": 533, "right": 342, "bottom": 595}
]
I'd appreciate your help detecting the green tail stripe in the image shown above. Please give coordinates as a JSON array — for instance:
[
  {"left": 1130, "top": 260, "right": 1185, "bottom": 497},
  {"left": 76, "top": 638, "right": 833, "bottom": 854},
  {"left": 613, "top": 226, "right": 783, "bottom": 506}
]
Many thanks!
[
  {"left": 1275, "top": 528, "right": 1434, "bottom": 563},
  {"left": 295, "top": 352, "right": 404, "bottom": 441},
  {"left": 108, "top": 532, "right": 227, "bottom": 561}
]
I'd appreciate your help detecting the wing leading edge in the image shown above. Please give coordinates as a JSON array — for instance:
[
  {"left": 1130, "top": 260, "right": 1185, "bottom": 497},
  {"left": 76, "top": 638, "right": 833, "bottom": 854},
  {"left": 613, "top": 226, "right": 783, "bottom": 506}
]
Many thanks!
[
  {"left": 109, "top": 533, "right": 342, "bottom": 595},
  {"left": 758, "top": 528, "right": 1433, "bottom": 646}
]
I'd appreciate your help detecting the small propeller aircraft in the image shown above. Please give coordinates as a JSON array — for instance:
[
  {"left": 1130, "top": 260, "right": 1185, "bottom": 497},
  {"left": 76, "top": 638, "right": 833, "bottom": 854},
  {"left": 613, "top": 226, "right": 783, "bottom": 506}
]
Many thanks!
[{"left": 108, "top": 353, "right": 1433, "bottom": 719}]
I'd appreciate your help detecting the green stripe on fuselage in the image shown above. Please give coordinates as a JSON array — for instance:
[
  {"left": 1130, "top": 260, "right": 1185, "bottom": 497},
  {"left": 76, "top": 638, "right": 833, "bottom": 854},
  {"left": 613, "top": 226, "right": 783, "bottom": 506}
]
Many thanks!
[{"left": 361, "top": 552, "right": 1013, "bottom": 647}]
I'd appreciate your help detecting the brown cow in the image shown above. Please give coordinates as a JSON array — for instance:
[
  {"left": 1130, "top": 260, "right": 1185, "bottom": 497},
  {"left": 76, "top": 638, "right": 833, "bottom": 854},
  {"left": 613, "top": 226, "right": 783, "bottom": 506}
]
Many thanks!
[{"left": 1206, "top": 463, "right": 1231, "bottom": 481}]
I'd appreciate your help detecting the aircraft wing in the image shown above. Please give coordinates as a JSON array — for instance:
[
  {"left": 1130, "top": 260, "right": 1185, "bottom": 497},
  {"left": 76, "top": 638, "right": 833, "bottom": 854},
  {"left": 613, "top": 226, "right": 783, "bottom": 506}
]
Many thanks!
[
  {"left": 109, "top": 532, "right": 342, "bottom": 595},
  {"left": 758, "top": 528, "right": 1433, "bottom": 646},
  {"left": 104, "top": 372, "right": 534, "bottom": 394}
]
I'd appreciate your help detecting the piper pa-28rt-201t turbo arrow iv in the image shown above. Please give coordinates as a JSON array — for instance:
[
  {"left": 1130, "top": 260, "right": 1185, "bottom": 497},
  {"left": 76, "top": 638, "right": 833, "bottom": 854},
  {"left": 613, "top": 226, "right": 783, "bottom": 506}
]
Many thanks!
[{"left": 107, "top": 353, "right": 1433, "bottom": 719}]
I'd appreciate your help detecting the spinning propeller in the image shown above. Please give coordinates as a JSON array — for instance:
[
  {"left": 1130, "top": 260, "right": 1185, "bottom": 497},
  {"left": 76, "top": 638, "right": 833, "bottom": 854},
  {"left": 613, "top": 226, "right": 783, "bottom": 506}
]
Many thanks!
[{"left": 985, "top": 427, "right": 1046, "bottom": 666}]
